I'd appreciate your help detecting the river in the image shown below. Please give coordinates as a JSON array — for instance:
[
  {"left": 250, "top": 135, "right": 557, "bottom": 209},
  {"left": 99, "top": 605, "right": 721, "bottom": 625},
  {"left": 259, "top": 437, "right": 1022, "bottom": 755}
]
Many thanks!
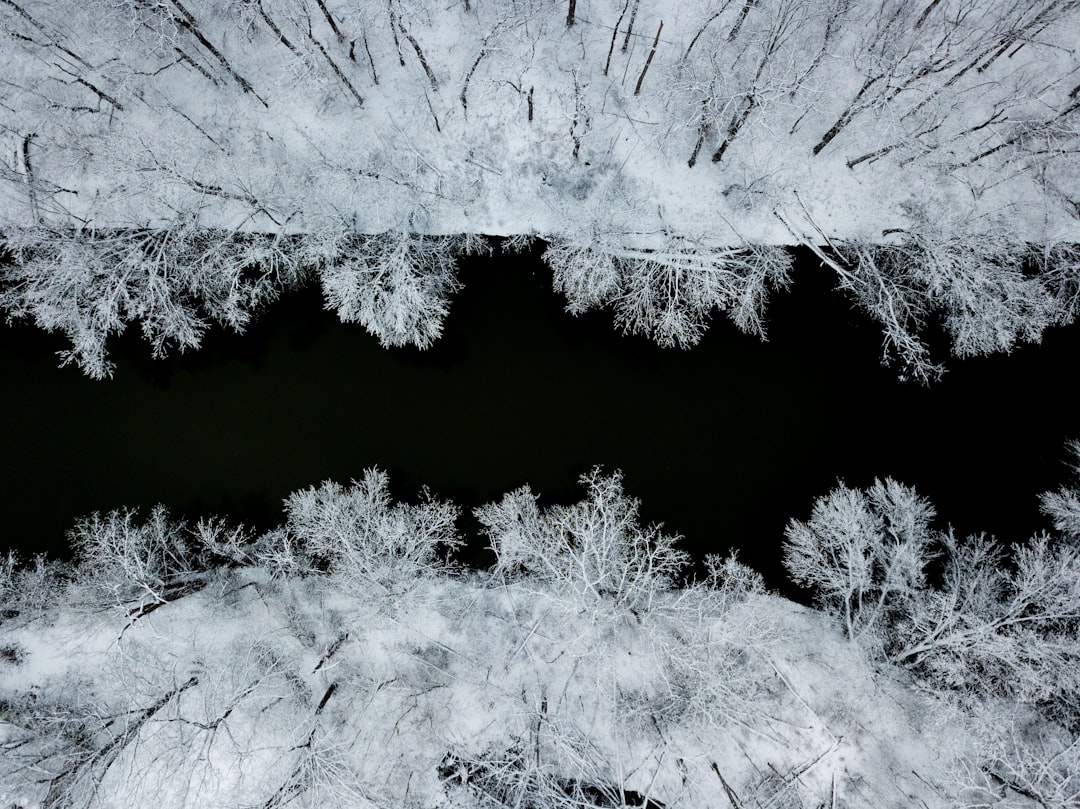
[{"left": 2, "top": 243, "right": 1077, "bottom": 591}]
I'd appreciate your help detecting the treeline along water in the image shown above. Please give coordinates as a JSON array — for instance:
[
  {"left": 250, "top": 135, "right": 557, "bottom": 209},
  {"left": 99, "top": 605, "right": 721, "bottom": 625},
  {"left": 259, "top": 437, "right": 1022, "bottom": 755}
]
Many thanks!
[{"left": 2, "top": 242, "right": 1078, "bottom": 591}]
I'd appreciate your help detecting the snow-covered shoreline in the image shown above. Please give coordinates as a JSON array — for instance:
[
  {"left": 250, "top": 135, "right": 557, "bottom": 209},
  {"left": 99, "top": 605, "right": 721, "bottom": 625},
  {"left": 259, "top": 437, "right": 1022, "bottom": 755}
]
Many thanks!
[
  {"left": 0, "top": 559, "right": 981, "bottom": 809},
  {"left": 3, "top": 0, "right": 1079, "bottom": 381},
  {"left": 3, "top": 464, "right": 1080, "bottom": 808}
]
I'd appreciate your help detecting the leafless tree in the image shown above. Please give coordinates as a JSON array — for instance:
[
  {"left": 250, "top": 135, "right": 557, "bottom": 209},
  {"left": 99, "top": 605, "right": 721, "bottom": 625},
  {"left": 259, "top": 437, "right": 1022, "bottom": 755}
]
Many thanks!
[
  {"left": 786, "top": 472, "right": 1080, "bottom": 720},
  {"left": 784, "top": 477, "right": 938, "bottom": 647},
  {"left": 68, "top": 505, "right": 201, "bottom": 610},
  {"left": 477, "top": 467, "right": 689, "bottom": 614},
  {"left": 546, "top": 235, "right": 791, "bottom": 348},
  {"left": 954, "top": 709, "right": 1080, "bottom": 809},
  {"left": 823, "top": 207, "right": 1056, "bottom": 384},
  {"left": 814, "top": 1, "right": 1026, "bottom": 154},
  {"left": 318, "top": 230, "right": 467, "bottom": 350},
  {"left": 1042, "top": 442, "right": 1080, "bottom": 543},
  {"left": 1, "top": 223, "right": 304, "bottom": 378},
  {"left": 283, "top": 468, "right": 463, "bottom": 589},
  {"left": 0, "top": 550, "right": 67, "bottom": 620}
]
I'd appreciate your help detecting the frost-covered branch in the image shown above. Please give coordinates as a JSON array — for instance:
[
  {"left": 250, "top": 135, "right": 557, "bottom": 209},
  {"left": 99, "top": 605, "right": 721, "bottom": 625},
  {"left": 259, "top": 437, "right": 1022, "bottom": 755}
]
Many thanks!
[
  {"left": 476, "top": 467, "right": 689, "bottom": 613},
  {"left": 278, "top": 467, "right": 463, "bottom": 588},
  {"left": 0, "top": 223, "right": 305, "bottom": 379},
  {"left": 318, "top": 230, "right": 468, "bottom": 350},
  {"left": 545, "top": 236, "right": 791, "bottom": 347}
]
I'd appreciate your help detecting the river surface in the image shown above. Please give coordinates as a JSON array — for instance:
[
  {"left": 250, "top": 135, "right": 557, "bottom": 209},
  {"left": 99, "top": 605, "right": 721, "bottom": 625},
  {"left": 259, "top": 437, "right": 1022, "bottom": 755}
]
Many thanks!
[{"left": 2, "top": 243, "right": 1078, "bottom": 590}]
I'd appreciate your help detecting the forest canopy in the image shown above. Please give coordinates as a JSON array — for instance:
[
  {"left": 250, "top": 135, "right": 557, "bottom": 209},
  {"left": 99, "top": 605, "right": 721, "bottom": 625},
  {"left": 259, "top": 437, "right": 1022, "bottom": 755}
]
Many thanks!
[{"left": 2, "top": 0, "right": 1079, "bottom": 380}]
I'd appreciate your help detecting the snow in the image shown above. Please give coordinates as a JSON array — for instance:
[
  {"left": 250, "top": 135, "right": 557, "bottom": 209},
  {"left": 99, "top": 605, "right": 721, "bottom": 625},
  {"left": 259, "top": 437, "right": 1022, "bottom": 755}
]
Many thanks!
[
  {"left": 2, "top": 1, "right": 1078, "bottom": 378},
  {"left": 0, "top": 0, "right": 1076, "bottom": 246},
  {"left": 0, "top": 568, "right": 986, "bottom": 808}
]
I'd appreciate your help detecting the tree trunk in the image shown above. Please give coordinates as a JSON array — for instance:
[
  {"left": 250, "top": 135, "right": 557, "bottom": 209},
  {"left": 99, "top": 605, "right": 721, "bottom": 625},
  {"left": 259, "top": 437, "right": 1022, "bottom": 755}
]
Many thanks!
[
  {"left": 633, "top": 20, "right": 663, "bottom": 96},
  {"left": 257, "top": 0, "right": 298, "bottom": 53},
  {"left": 461, "top": 48, "right": 486, "bottom": 113},
  {"left": 682, "top": 10, "right": 722, "bottom": 64},
  {"left": 846, "top": 143, "right": 898, "bottom": 169},
  {"left": 687, "top": 100, "right": 709, "bottom": 168},
  {"left": 727, "top": 0, "right": 759, "bottom": 42},
  {"left": 812, "top": 75, "right": 880, "bottom": 156},
  {"left": 604, "top": 0, "right": 629, "bottom": 75},
  {"left": 21, "top": 133, "right": 38, "bottom": 222},
  {"left": 712, "top": 96, "right": 754, "bottom": 163},
  {"left": 168, "top": 0, "right": 267, "bottom": 106},
  {"left": 401, "top": 27, "right": 439, "bottom": 90},
  {"left": 913, "top": 0, "right": 942, "bottom": 29},
  {"left": 306, "top": 30, "right": 365, "bottom": 106},
  {"left": 313, "top": 0, "right": 343, "bottom": 40},
  {"left": 621, "top": 0, "right": 640, "bottom": 53}
]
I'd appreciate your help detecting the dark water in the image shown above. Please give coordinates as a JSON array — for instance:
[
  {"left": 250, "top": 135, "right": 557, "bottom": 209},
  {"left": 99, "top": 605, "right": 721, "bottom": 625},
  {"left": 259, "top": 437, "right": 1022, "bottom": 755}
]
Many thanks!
[{"left": 2, "top": 243, "right": 1078, "bottom": 591}]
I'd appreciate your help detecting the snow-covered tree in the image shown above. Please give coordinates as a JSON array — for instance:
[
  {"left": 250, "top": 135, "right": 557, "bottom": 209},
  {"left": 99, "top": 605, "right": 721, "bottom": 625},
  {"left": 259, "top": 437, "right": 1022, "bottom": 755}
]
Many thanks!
[
  {"left": 64, "top": 505, "right": 259, "bottom": 619},
  {"left": 0, "top": 223, "right": 304, "bottom": 379},
  {"left": 546, "top": 236, "right": 792, "bottom": 347},
  {"left": 0, "top": 550, "right": 66, "bottom": 620},
  {"left": 893, "top": 531, "right": 1080, "bottom": 714},
  {"left": 670, "top": 0, "right": 815, "bottom": 166},
  {"left": 828, "top": 207, "right": 1058, "bottom": 383},
  {"left": 280, "top": 467, "right": 462, "bottom": 588},
  {"left": 476, "top": 467, "right": 689, "bottom": 613},
  {"left": 643, "top": 552, "right": 782, "bottom": 734},
  {"left": 954, "top": 707, "right": 1080, "bottom": 809},
  {"left": 68, "top": 505, "right": 199, "bottom": 609},
  {"left": 786, "top": 474, "right": 1080, "bottom": 719},
  {"left": 783, "top": 477, "right": 937, "bottom": 647},
  {"left": 1042, "top": 440, "right": 1080, "bottom": 540},
  {"left": 318, "top": 230, "right": 467, "bottom": 350}
]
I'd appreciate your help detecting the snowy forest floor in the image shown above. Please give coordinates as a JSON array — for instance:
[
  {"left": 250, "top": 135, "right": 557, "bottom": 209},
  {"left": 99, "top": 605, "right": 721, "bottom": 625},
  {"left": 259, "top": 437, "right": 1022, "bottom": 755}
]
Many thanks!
[
  {"left": 1, "top": 0, "right": 1078, "bottom": 244},
  {"left": 0, "top": 568, "right": 983, "bottom": 809},
  {"left": 3, "top": 461, "right": 1080, "bottom": 809}
]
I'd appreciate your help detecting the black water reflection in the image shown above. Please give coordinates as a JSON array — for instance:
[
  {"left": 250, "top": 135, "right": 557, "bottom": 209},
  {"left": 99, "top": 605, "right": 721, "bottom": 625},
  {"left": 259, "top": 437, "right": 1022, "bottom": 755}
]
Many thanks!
[{"left": 2, "top": 243, "right": 1077, "bottom": 591}]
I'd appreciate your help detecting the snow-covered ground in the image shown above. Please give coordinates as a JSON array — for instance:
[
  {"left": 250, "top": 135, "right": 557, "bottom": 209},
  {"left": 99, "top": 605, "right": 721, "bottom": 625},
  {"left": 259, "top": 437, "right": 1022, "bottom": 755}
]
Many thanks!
[
  {"left": 1, "top": 0, "right": 1077, "bottom": 246},
  {"left": 0, "top": 568, "right": 976, "bottom": 809},
  {"left": 6, "top": 461, "right": 1078, "bottom": 808}
]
